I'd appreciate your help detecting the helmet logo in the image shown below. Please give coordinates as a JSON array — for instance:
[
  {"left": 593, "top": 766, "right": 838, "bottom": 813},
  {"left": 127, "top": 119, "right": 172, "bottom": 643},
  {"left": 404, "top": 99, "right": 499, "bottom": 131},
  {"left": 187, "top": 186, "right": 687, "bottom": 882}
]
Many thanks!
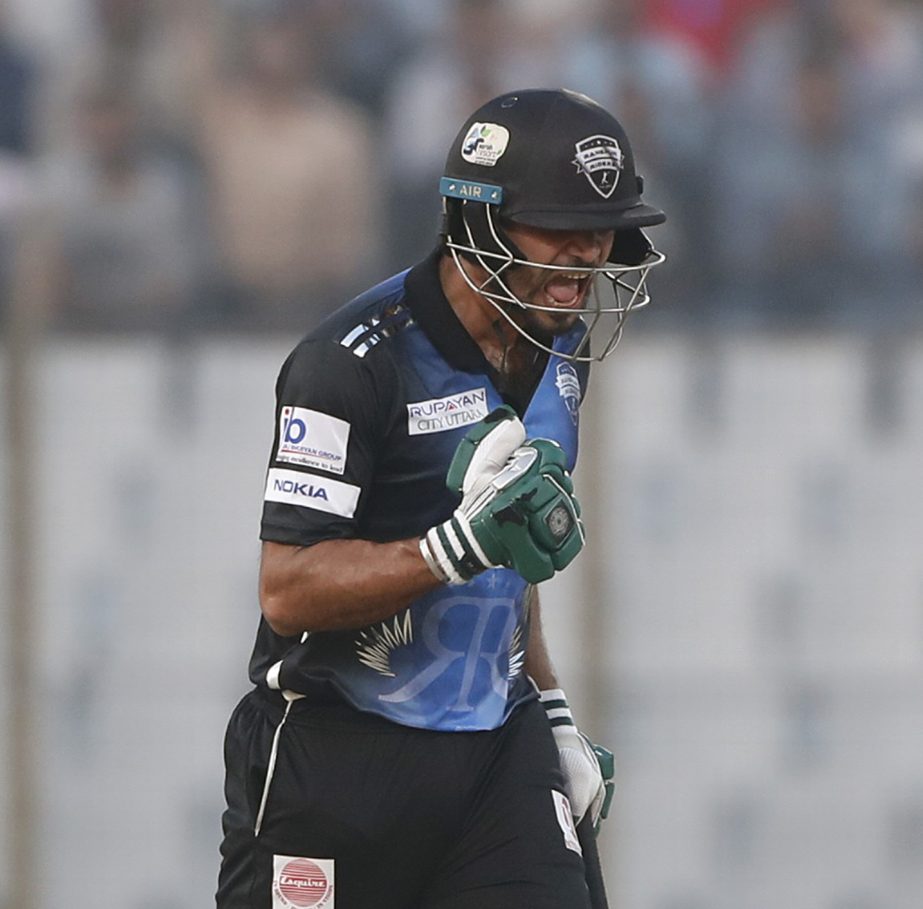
[
  {"left": 461, "top": 122, "right": 510, "bottom": 167},
  {"left": 573, "top": 135, "right": 624, "bottom": 198}
]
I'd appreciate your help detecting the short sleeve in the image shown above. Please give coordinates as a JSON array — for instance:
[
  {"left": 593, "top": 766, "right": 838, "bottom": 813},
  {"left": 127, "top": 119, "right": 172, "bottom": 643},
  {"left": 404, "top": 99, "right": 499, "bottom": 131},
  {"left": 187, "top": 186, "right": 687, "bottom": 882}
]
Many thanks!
[{"left": 260, "top": 338, "right": 398, "bottom": 546}]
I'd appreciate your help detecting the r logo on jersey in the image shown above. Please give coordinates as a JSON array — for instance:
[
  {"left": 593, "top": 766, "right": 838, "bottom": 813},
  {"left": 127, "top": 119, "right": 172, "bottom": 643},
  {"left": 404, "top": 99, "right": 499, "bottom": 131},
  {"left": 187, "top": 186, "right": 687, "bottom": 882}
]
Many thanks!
[{"left": 272, "top": 855, "right": 334, "bottom": 908}]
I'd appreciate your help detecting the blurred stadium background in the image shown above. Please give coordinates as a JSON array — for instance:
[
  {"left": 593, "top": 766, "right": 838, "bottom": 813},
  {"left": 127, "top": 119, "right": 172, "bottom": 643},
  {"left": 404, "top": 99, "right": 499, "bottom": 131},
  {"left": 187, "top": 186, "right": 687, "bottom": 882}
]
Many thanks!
[{"left": 2, "top": 0, "right": 922, "bottom": 907}]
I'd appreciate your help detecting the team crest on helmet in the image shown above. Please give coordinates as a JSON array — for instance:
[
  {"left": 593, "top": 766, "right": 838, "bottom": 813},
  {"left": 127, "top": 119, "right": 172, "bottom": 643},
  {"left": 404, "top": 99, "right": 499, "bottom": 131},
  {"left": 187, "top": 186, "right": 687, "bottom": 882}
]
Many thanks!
[{"left": 572, "top": 134, "right": 624, "bottom": 198}]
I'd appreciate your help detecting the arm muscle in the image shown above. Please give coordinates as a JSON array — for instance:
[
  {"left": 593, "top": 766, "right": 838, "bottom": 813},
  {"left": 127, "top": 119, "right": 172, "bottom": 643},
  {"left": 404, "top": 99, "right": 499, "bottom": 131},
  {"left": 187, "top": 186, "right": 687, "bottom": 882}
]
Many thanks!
[{"left": 259, "top": 538, "right": 441, "bottom": 636}]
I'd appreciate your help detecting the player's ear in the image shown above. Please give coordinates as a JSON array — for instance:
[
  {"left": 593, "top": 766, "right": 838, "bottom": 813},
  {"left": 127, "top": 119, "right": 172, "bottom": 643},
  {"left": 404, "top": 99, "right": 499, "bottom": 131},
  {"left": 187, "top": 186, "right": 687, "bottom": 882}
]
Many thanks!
[{"left": 608, "top": 228, "right": 652, "bottom": 267}]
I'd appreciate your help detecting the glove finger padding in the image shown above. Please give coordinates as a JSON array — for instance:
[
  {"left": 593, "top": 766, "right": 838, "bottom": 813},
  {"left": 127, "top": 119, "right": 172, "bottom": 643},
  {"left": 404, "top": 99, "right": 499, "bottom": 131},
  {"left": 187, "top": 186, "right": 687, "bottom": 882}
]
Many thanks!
[
  {"left": 556, "top": 733, "right": 607, "bottom": 827},
  {"left": 591, "top": 743, "right": 616, "bottom": 830},
  {"left": 517, "top": 439, "right": 582, "bottom": 569},
  {"left": 445, "top": 405, "right": 526, "bottom": 499},
  {"left": 421, "top": 416, "right": 584, "bottom": 586},
  {"left": 421, "top": 407, "right": 527, "bottom": 585},
  {"left": 466, "top": 439, "right": 585, "bottom": 584}
]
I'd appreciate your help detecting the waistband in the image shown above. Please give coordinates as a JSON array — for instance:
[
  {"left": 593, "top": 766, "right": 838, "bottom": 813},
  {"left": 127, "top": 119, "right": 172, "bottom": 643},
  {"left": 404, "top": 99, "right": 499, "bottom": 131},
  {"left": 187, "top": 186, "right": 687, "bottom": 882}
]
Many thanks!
[
  {"left": 249, "top": 684, "right": 431, "bottom": 733},
  {"left": 249, "top": 681, "right": 539, "bottom": 734}
]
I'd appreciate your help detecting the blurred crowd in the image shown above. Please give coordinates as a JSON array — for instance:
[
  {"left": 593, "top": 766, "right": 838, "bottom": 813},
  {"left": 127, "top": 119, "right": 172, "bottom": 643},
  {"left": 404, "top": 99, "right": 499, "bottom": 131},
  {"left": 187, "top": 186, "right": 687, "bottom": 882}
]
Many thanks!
[{"left": 0, "top": 0, "right": 921, "bottom": 336}]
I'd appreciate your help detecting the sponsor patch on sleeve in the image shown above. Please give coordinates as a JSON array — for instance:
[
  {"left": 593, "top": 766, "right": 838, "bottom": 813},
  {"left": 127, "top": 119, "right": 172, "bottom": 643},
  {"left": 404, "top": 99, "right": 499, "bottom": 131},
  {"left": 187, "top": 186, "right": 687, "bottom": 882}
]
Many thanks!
[
  {"left": 265, "top": 468, "right": 360, "bottom": 519},
  {"left": 272, "top": 854, "right": 334, "bottom": 908},
  {"left": 276, "top": 407, "right": 350, "bottom": 475},
  {"left": 551, "top": 789, "right": 582, "bottom": 855}
]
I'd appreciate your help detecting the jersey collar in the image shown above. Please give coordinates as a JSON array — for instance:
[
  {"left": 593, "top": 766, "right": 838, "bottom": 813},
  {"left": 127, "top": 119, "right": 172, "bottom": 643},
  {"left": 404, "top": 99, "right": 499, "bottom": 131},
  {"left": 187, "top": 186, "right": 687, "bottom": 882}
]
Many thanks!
[{"left": 404, "top": 247, "right": 494, "bottom": 374}]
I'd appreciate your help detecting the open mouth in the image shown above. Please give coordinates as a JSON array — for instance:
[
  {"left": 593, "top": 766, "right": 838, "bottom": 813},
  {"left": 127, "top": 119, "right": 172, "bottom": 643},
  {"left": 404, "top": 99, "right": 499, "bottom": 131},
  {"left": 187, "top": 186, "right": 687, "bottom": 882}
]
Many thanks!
[{"left": 543, "top": 271, "right": 591, "bottom": 309}]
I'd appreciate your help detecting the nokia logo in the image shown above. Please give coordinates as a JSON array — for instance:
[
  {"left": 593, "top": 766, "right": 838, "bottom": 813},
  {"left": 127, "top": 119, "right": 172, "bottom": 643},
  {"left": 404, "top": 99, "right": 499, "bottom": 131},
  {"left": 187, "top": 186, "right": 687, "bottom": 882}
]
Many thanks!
[
  {"left": 272, "top": 478, "right": 328, "bottom": 500},
  {"left": 265, "top": 468, "right": 360, "bottom": 518}
]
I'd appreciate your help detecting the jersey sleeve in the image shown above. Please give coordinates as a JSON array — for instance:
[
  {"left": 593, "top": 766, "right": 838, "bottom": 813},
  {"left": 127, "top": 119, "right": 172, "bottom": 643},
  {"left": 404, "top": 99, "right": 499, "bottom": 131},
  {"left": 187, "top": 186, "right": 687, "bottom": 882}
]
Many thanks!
[{"left": 259, "top": 338, "right": 398, "bottom": 547}]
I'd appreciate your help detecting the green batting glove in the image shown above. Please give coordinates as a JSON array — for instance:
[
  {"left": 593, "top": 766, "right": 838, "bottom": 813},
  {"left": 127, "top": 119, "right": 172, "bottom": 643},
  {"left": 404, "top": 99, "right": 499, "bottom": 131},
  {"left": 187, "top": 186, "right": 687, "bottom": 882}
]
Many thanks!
[
  {"left": 421, "top": 411, "right": 585, "bottom": 585},
  {"left": 420, "top": 406, "right": 526, "bottom": 584},
  {"left": 445, "top": 405, "right": 526, "bottom": 502},
  {"left": 591, "top": 742, "right": 616, "bottom": 831},
  {"left": 467, "top": 438, "right": 584, "bottom": 582}
]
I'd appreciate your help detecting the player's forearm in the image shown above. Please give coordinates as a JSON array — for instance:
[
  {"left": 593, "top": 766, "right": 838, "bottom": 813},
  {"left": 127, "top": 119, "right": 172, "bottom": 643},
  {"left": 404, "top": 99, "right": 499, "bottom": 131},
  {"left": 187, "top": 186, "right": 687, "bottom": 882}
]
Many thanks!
[
  {"left": 523, "top": 593, "right": 561, "bottom": 691},
  {"left": 259, "top": 538, "right": 441, "bottom": 635}
]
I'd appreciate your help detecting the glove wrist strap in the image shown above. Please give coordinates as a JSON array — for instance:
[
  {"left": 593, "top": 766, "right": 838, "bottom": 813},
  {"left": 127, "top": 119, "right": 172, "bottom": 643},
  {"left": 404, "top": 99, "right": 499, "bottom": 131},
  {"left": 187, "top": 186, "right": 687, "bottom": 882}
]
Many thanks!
[
  {"left": 539, "top": 688, "right": 576, "bottom": 728},
  {"left": 419, "top": 535, "right": 455, "bottom": 585},
  {"left": 421, "top": 511, "right": 494, "bottom": 586}
]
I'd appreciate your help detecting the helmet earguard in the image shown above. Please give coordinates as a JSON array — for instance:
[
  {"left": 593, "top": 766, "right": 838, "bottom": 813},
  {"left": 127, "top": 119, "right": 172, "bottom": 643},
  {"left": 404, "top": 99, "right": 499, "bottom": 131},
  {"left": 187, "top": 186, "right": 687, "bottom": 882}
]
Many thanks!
[{"left": 440, "top": 88, "right": 666, "bottom": 362}]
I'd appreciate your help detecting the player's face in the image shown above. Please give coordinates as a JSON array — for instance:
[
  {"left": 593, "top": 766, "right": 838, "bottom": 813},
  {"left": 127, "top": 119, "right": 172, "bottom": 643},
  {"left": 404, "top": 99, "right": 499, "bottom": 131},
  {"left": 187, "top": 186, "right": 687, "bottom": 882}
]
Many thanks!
[{"left": 499, "top": 221, "right": 616, "bottom": 337}]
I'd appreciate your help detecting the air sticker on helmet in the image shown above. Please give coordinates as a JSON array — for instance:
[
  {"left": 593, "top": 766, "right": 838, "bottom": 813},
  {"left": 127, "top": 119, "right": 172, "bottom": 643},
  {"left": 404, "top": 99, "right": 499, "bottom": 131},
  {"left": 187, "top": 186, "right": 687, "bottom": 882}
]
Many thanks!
[
  {"left": 460, "top": 122, "right": 510, "bottom": 166},
  {"left": 439, "top": 178, "right": 502, "bottom": 203},
  {"left": 572, "top": 134, "right": 624, "bottom": 199}
]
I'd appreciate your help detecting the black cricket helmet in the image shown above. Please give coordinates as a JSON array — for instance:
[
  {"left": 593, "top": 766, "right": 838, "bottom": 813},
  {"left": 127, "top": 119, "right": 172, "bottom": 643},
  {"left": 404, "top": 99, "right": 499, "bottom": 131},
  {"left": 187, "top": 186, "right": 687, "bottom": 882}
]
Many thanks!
[{"left": 440, "top": 88, "right": 666, "bottom": 362}]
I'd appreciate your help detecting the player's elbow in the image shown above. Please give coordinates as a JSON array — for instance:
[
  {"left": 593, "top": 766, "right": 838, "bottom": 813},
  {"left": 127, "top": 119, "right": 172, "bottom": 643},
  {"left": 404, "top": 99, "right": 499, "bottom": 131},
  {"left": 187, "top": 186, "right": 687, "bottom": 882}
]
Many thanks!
[
  {"left": 260, "top": 575, "right": 305, "bottom": 638},
  {"left": 260, "top": 605, "right": 301, "bottom": 639},
  {"left": 259, "top": 586, "right": 307, "bottom": 638},
  {"left": 258, "top": 541, "right": 315, "bottom": 637}
]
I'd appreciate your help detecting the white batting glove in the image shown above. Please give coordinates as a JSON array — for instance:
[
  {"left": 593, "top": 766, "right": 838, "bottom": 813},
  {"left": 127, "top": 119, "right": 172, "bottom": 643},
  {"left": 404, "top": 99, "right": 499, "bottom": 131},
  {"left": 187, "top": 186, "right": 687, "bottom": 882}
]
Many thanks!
[
  {"left": 420, "top": 406, "right": 526, "bottom": 584},
  {"left": 540, "top": 688, "right": 611, "bottom": 829}
]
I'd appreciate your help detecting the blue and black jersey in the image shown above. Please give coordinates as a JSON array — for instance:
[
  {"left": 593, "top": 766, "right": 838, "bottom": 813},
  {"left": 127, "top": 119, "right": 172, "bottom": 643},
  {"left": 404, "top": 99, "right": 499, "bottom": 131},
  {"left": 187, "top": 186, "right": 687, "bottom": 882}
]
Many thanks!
[{"left": 249, "top": 249, "right": 590, "bottom": 732}]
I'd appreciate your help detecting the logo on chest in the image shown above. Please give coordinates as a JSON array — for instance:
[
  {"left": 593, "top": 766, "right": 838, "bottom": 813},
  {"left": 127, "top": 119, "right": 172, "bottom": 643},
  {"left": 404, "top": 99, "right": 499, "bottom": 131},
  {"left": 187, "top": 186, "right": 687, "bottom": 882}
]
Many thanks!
[
  {"left": 407, "top": 387, "right": 489, "bottom": 435},
  {"left": 555, "top": 363, "right": 581, "bottom": 426}
]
